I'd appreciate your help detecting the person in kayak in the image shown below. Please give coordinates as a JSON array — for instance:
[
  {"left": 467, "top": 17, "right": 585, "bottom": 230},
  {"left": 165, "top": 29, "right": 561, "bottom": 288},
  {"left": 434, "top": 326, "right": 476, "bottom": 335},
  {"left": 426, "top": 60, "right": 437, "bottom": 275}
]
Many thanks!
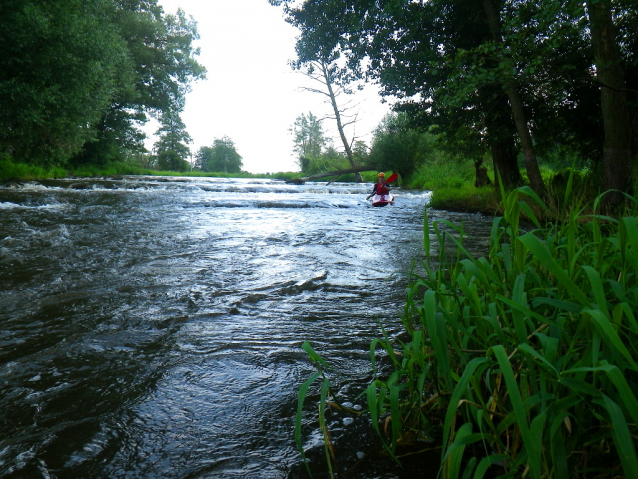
[{"left": 366, "top": 172, "right": 391, "bottom": 200}]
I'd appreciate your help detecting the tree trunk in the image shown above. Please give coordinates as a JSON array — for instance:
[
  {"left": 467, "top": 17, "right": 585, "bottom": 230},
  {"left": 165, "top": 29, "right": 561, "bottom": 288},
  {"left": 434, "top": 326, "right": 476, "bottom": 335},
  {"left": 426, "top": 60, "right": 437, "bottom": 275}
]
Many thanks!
[
  {"left": 481, "top": 84, "right": 523, "bottom": 189},
  {"left": 482, "top": 0, "right": 546, "bottom": 197},
  {"left": 321, "top": 61, "right": 363, "bottom": 182},
  {"left": 587, "top": 0, "right": 632, "bottom": 208},
  {"left": 490, "top": 138, "right": 521, "bottom": 189},
  {"left": 285, "top": 164, "right": 375, "bottom": 184},
  {"left": 474, "top": 162, "right": 491, "bottom": 187}
]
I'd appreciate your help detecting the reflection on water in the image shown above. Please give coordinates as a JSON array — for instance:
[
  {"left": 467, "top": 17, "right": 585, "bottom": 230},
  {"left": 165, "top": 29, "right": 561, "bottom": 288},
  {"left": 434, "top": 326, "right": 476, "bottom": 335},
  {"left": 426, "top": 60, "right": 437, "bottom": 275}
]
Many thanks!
[{"left": 0, "top": 176, "right": 492, "bottom": 478}]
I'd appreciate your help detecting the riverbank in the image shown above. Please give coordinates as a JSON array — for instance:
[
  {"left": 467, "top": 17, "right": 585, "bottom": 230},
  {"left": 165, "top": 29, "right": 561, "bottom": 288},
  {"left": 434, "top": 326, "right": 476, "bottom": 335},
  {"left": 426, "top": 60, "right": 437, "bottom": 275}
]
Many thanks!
[
  {"left": 0, "top": 158, "right": 301, "bottom": 183},
  {"left": 404, "top": 159, "right": 607, "bottom": 218}
]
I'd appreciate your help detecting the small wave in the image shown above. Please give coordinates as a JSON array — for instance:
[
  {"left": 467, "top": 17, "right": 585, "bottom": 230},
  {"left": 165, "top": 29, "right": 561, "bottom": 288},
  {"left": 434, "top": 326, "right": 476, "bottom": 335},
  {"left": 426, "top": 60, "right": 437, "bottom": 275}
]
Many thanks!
[
  {"left": 189, "top": 199, "right": 363, "bottom": 209},
  {"left": 0, "top": 201, "right": 67, "bottom": 211}
]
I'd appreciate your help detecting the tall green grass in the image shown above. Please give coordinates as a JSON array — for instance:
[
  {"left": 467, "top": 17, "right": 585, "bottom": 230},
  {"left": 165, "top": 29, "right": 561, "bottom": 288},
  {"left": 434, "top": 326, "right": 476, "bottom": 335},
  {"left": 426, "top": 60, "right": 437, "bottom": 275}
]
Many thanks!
[
  {"left": 0, "top": 157, "right": 67, "bottom": 181},
  {"left": 296, "top": 179, "right": 638, "bottom": 478}
]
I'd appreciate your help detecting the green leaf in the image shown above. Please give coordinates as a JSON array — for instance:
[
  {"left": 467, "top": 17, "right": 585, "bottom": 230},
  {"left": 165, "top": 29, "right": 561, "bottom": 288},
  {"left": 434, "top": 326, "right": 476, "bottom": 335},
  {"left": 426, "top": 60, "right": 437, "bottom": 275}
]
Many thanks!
[
  {"left": 518, "top": 343, "right": 560, "bottom": 378},
  {"left": 584, "top": 308, "right": 638, "bottom": 369},
  {"left": 441, "top": 357, "right": 488, "bottom": 462},
  {"left": 492, "top": 345, "right": 541, "bottom": 479},
  {"left": 442, "top": 423, "right": 475, "bottom": 478},
  {"left": 518, "top": 233, "right": 591, "bottom": 306},
  {"left": 581, "top": 266, "right": 609, "bottom": 314},
  {"left": 473, "top": 455, "right": 510, "bottom": 479},
  {"left": 302, "top": 341, "right": 333, "bottom": 370},
  {"left": 295, "top": 371, "right": 323, "bottom": 477},
  {"left": 601, "top": 394, "right": 638, "bottom": 479}
]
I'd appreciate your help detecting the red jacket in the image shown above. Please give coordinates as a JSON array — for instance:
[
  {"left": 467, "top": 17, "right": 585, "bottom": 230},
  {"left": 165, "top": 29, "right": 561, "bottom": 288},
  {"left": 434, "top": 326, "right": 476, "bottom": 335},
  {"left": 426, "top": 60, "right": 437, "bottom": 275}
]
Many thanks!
[{"left": 371, "top": 183, "right": 390, "bottom": 196}]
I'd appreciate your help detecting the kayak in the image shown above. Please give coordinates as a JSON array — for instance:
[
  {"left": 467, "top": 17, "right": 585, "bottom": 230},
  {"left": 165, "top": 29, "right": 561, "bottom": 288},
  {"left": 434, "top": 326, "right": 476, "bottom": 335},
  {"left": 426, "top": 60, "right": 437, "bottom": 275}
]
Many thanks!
[{"left": 370, "top": 194, "right": 394, "bottom": 207}]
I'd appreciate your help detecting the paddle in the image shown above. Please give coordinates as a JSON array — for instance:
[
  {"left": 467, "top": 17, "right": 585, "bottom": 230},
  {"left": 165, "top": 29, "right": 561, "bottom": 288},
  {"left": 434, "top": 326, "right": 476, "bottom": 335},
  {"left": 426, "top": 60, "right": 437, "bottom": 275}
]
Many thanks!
[{"left": 384, "top": 173, "right": 398, "bottom": 185}]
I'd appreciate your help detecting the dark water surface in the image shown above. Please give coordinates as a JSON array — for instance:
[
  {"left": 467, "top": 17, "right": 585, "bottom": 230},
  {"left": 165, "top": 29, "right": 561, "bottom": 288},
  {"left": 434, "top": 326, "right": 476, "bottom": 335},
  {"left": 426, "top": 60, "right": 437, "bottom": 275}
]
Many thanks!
[{"left": 0, "top": 176, "right": 493, "bottom": 478}]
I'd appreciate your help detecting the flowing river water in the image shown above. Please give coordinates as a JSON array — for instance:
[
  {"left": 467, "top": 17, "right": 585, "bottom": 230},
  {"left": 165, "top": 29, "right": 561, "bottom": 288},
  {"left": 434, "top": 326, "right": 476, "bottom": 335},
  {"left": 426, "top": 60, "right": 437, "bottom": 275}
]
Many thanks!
[{"left": 0, "top": 176, "right": 493, "bottom": 479}]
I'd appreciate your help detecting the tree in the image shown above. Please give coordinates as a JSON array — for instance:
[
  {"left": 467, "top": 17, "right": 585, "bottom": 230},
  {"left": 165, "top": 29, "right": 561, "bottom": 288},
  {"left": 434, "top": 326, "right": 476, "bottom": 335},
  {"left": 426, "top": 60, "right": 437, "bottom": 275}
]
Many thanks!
[
  {"left": 0, "top": 0, "right": 129, "bottom": 165},
  {"left": 370, "top": 113, "right": 433, "bottom": 180},
  {"left": 273, "top": 0, "right": 637, "bottom": 196},
  {"left": 276, "top": 0, "right": 528, "bottom": 188},
  {"left": 195, "top": 137, "right": 243, "bottom": 173},
  {"left": 153, "top": 108, "right": 191, "bottom": 171},
  {"left": 352, "top": 140, "right": 370, "bottom": 165},
  {"left": 0, "top": 0, "right": 205, "bottom": 168},
  {"left": 72, "top": 1, "right": 205, "bottom": 166},
  {"left": 482, "top": 0, "right": 545, "bottom": 196},
  {"left": 291, "top": 112, "right": 326, "bottom": 170},
  {"left": 586, "top": 0, "right": 633, "bottom": 207},
  {"left": 295, "top": 59, "right": 364, "bottom": 182}
]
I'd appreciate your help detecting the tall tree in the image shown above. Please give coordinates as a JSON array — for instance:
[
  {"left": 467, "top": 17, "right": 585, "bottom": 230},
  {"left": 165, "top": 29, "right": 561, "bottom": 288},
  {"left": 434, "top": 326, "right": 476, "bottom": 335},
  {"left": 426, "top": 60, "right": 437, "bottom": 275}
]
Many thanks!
[
  {"left": 73, "top": 1, "right": 205, "bottom": 166},
  {"left": 154, "top": 108, "right": 191, "bottom": 171},
  {"left": 482, "top": 0, "right": 545, "bottom": 195},
  {"left": 586, "top": 0, "right": 633, "bottom": 207},
  {"left": 291, "top": 111, "right": 326, "bottom": 170},
  {"left": 276, "top": 0, "right": 527, "bottom": 188},
  {"left": 273, "top": 0, "right": 636, "bottom": 196},
  {"left": 0, "top": 0, "right": 204, "bottom": 168},
  {"left": 0, "top": 0, "right": 129, "bottom": 165},
  {"left": 291, "top": 111, "right": 328, "bottom": 172},
  {"left": 370, "top": 113, "right": 433, "bottom": 180},
  {"left": 295, "top": 59, "right": 364, "bottom": 182}
]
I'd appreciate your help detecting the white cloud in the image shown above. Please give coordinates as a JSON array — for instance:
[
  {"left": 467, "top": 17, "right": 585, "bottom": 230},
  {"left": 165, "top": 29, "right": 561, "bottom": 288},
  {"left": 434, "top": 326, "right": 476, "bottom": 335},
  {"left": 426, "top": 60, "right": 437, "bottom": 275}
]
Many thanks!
[{"left": 153, "top": 0, "right": 390, "bottom": 173}]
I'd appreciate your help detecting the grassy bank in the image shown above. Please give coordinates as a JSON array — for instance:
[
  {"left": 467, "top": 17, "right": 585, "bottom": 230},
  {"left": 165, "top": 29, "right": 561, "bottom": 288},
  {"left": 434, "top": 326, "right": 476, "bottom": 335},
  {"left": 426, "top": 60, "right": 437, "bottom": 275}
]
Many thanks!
[
  {"left": 297, "top": 183, "right": 638, "bottom": 478},
  {"left": 0, "top": 157, "right": 300, "bottom": 183},
  {"left": 404, "top": 158, "right": 602, "bottom": 217}
]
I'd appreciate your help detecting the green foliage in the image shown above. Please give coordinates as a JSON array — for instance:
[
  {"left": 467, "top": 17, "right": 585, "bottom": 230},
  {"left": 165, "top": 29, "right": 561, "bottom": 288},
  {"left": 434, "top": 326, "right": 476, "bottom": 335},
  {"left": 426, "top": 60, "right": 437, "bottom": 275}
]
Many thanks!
[
  {"left": 73, "top": 2, "right": 205, "bottom": 167},
  {"left": 297, "top": 179, "right": 638, "bottom": 478},
  {"left": 274, "top": 0, "right": 638, "bottom": 195},
  {"left": 410, "top": 158, "right": 477, "bottom": 192},
  {"left": 156, "top": 150, "right": 190, "bottom": 172},
  {"left": 195, "top": 137, "right": 243, "bottom": 173},
  {"left": 402, "top": 188, "right": 638, "bottom": 478},
  {"left": 291, "top": 112, "right": 327, "bottom": 171},
  {"left": 0, "top": 0, "right": 205, "bottom": 169},
  {"left": 369, "top": 113, "right": 434, "bottom": 180},
  {"left": 153, "top": 108, "right": 192, "bottom": 170},
  {"left": 0, "top": 0, "right": 129, "bottom": 165},
  {"left": 0, "top": 156, "right": 66, "bottom": 182}
]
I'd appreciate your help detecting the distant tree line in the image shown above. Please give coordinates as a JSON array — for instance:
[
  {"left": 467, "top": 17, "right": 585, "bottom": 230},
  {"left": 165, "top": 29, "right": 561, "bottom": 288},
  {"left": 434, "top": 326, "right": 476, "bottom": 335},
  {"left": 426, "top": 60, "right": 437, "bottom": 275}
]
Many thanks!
[
  {"left": 0, "top": 0, "right": 205, "bottom": 169},
  {"left": 275, "top": 0, "right": 637, "bottom": 206}
]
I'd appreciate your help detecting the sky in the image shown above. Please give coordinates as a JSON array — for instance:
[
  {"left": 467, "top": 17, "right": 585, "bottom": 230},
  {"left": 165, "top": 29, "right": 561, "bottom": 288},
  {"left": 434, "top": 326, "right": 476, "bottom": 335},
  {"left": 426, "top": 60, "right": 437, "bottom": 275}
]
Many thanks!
[{"left": 153, "top": 0, "right": 391, "bottom": 173}]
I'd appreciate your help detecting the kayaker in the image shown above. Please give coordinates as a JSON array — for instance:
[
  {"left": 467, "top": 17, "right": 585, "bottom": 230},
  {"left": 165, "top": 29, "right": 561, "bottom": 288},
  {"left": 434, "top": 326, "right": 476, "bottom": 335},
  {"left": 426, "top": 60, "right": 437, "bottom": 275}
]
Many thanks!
[{"left": 366, "top": 172, "right": 391, "bottom": 200}]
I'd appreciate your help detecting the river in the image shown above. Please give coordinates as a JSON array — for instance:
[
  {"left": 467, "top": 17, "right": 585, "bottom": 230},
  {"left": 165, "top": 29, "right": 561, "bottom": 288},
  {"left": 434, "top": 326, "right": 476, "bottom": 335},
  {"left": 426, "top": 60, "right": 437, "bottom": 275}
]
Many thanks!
[{"left": 0, "top": 176, "right": 493, "bottom": 478}]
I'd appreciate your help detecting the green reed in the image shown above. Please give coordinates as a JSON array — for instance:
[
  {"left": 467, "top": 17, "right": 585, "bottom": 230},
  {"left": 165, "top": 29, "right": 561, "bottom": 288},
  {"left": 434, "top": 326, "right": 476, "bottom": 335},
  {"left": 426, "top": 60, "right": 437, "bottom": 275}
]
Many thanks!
[{"left": 296, "top": 174, "right": 638, "bottom": 478}]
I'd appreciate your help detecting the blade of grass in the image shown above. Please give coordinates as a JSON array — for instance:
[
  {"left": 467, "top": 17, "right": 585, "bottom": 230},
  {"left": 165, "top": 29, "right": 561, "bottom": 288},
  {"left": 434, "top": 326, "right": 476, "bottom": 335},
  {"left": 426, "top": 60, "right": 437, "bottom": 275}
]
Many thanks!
[
  {"left": 296, "top": 371, "right": 322, "bottom": 478},
  {"left": 441, "top": 357, "right": 488, "bottom": 462},
  {"left": 492, "top": 345, "right": 541, "bottom": 479},
  {"left": 518, "top": 233, "right": 591, "bottom": 306},
  {"left": 600, "top": 394, "right": 638, "bottom": 479}
]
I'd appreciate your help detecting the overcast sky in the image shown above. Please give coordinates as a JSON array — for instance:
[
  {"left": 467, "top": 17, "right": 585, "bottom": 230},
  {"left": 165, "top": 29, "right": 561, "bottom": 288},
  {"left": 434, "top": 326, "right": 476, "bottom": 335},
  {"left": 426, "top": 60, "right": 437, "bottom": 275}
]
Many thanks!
[{"left": 153, "top": 0, "right": 390, "bottom": 173}]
